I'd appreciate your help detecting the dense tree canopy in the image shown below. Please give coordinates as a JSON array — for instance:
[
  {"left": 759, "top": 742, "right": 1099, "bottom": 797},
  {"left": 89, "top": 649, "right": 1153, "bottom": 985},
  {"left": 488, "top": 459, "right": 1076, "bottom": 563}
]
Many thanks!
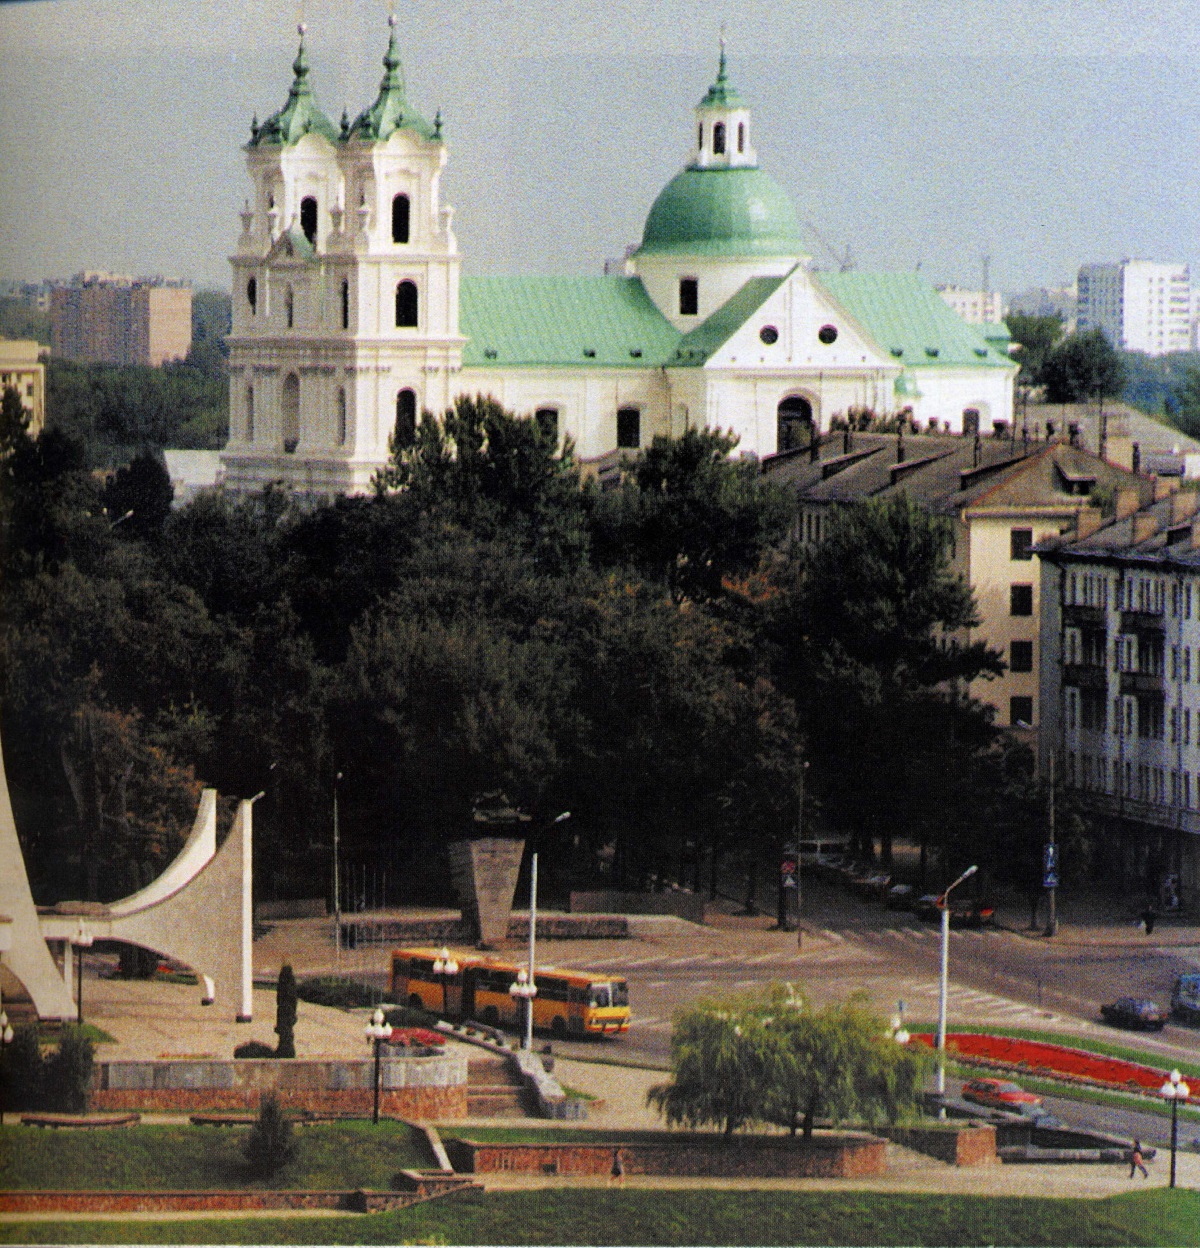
[
  {"left": 1041, "top": 330, "right": 1127, "bottom": 407},
  {"left": 1005, "top": 313, "right": 1063, "bottom": 387}
]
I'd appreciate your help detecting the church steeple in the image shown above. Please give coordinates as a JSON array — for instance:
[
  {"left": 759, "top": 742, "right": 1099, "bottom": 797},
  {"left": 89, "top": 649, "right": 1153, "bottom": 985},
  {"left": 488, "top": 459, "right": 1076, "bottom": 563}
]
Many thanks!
[
  {"left": 693, "top": 38, "right": 755, "bottom": 169},
  {"left": 250, "top": 23, "right": 339, "bottom": 147},
  {"left": 347, "top": 13, "right": 439, "bottom": 142}
]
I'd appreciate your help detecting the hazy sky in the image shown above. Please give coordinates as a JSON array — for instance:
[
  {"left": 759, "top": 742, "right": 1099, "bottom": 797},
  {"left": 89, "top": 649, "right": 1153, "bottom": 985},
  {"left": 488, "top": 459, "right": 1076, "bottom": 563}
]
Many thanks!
[{"left": 3, "top": 0, "right": 1199, "bottom": 294}]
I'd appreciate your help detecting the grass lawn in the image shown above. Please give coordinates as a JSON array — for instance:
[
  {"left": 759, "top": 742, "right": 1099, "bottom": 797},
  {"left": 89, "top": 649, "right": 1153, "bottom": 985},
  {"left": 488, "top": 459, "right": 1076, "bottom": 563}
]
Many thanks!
[
  {"left": 0, "top": 1122, "right": 431, "bottom": 1190},
  {"left": 0, "top": 1187, "right": 1196, "bottom": 1245}
]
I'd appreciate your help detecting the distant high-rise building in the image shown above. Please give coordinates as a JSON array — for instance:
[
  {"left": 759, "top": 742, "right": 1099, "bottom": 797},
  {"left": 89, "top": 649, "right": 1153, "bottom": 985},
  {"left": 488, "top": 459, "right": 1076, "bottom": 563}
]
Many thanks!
[
  {"left": 1076, "top": 260, "right": 1190, "bottom": 356},
  {"left": 49, "top": 273, "right": 192, "bottom": 367},
  {"left": 1006, "top": 285, "right": 1076, "bottom": 331},
  {"left": 935, "top": 284, "right": 1005, "bottom": 325}
]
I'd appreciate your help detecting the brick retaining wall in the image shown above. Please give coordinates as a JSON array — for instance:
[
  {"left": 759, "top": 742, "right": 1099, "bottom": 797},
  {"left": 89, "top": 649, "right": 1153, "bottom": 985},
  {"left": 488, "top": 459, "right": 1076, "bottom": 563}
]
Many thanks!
[
  {"left": 875, "top": 1124, "right": 998, "bottom": 1166},
  {"left": 446, "top": 1134, "right": 887, "bottom": 1178},
  {"left": 92, "top": 1086, "right": 467, "bottom": 1117}
]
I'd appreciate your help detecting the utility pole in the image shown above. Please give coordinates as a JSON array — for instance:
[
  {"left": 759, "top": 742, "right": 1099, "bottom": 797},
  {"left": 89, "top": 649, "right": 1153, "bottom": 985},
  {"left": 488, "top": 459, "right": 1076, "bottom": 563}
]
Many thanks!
[
  {"left": 1045, "top": 751, "right": 1058, "bottom": 937},
  {"left": 333, "top": 771, "right": 343, "bottom": 961}
]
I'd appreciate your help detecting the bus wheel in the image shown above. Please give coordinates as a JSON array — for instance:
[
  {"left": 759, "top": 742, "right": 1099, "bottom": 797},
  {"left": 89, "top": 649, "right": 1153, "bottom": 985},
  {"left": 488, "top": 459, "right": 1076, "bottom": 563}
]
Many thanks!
[
  {"left": 408, "top": 994, "right": 424, "bottom": 1010},
  {"left": 551, "top": 1016, "right": 567, "bottom": 1038},
  {"left": 482, "top": 1006, "right": 500, "bottom": 1026}
]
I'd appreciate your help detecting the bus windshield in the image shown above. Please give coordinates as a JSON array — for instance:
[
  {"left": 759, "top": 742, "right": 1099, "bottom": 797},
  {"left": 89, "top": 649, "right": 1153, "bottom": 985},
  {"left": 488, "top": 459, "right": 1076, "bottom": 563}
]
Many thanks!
[
  {"left": 613, "top": 981, "right": 629, "bottom": 1007},
  {"left": 588, "top": 983, "right": 611, "bottom": 1008}
]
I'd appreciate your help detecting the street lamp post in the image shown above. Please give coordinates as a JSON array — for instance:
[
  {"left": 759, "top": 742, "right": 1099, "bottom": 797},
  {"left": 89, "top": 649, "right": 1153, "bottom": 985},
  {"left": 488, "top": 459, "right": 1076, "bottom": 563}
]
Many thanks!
[
  {"left": 333, "top": 771, "right": 343, "bottom": 961},
  {"left": 0, "top": 1010, "right": 13, "bottom": 1124},
  {"left": 364, "top": 1007, "right": 393, "bottom": 1124},
  {"left": 936, "top": 865, "right": 977, "bottom": 1106},
  {"left": 70, "top": 921, "right": 94, "bottom": 1027},
  {"left": 1160, "top": 1068, "right": 1192, "bottom": 1189},
  {"left": 431, "top": 947, "right": 459, "bottom": 1020},
  {"left": 509, "top": 970, "right": 537, "bottom": 1052}
]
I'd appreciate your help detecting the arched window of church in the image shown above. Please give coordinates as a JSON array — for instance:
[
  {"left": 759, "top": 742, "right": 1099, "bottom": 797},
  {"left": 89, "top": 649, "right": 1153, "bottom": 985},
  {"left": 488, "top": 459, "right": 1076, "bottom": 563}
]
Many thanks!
[
  {"left": 679, "top": 278, "right": 698, "bottom": 317},
  {"left": 300, "top": 196, "right": 318, "bottom": 246},
  {"left": 535, "top": 407, "right": 559, "bottom": 444},
  {"left": 247, "top": 276, "right": 257, "bottom": 315},
  {"left": 737, "top": 122, "right": 745, "bottom": 153},
  {"left": 617, "top": 406, "right": 641, "bottom": 449},
  {"left": 697, "top": 122, "right": 703, "bottom": 150},
  {"left": 285, "top": 286, "right": 294, "bottom": 329},
  {"left": 340, "top": 279, "right": 350, "bottom": 330},
  {"left": 713, "top": 122, "right": 726, "bottom": 154},
  {"left": 395, "top": 280, "right": 419, "bottom": 328},
  {"left": 282, "top": 373, "right": 300, "bottom": 453},
  {"left": 336, "top": 387, "right": 347, "bottom": 446},
  {"left": 246, "top": 384, "right": 254, "bottom": 440},
  {"left": 392, "top": 194, "right": 411, "bottom": 244},
  {"left": 395, "top": 389, "right": 417, "bottom": 448}
]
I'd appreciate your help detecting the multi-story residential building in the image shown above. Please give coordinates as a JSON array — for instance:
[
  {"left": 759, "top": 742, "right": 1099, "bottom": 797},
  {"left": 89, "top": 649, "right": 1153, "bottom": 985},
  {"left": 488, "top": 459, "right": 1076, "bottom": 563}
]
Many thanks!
[
  {"left": 1006, "top": 285, "right": 1076, "bottom": 331},
  {"left": 1038, "top": 486, "right": 1200, "bottom": 911},
  {"left": 0, "top": 338, "right": 46, "bottom": 435},
  {"left": 765, "top": 432, "right": 1153, "bottom": 732},
  {"left": 1076, "top": 261, "right": 1191, "bottom": 357},
  {"left": 935, "top": 285, "right": 1005, "bottom": 325},
  {"left": 49, "top": 273, "right": 191, "bottom": 367}
]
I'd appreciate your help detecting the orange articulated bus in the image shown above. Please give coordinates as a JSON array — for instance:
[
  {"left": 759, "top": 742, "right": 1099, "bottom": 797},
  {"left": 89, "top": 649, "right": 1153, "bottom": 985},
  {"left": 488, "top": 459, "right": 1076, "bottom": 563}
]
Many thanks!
[{"left": 390, "top": 947, "right": 630, "bottom": 1038}]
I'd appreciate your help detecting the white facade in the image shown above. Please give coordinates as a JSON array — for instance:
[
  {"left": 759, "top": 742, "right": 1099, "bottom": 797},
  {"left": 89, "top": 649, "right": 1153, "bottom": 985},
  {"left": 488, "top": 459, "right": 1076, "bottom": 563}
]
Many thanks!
[
  {"left": 1077, "top": 260, "right": 1191, "bottom": 356},
  {"left": 221, "top": 26, "right": 1016, "bottom": 500},
  {"left": 935, "top": 285, "right": 1005, "bottom": 325}
]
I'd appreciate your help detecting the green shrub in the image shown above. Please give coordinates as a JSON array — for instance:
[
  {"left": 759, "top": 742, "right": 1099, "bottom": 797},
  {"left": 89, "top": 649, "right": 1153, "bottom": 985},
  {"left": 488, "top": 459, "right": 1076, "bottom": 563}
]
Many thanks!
[
  {"left": 233, "top": 1040, "right": 277, "bottom": 1059},
  {"left": 1, "top": 1024, "right": 45, "bottom": 1112},
  {"left": 241, "top": 1094, "right": 295, "bottom": 1177},
  {"left": 295, "top": 976, "right": 380, "bottom": 1010},
  {"left": 43, "top": 1025, "right": 94, "bottom": 1113},
  {"left": 275, "top": 964, "right": 297, "bottom": 1058}
]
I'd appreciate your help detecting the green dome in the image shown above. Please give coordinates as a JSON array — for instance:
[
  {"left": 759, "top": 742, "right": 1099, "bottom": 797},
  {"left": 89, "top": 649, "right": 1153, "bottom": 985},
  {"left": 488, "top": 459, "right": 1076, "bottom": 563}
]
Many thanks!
[
  {"left": 250, "top": 28, "right": 339, "bottom": 148},
  {"left": 637, "top": 165, "right": 803, "bottom": 258}
]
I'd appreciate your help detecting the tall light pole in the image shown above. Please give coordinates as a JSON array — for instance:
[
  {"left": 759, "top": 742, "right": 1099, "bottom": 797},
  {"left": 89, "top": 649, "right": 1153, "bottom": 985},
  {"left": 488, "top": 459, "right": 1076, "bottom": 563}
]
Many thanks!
[
  {"left": 70, "top": 920, "right": 94, "bottom": 1027},
  {"left": 0, "top": 1010, "right": 13, "bottom": 1124},
  {"left": 509, "top": 970, "right": 536, "bottom": 1051},
  {"left": 936, "top": 864, "right": 977, "bottom": 1104},
  {"left": 1161, "top": 1068, "right": 1191, "bottom": 1189},
  {"left": 333, "top": 771, "right": 343, "bottom": 961},
  {"left": 524, "top": 851, "right": 540, "bottom": 1051},
  {"left": 431, "top": 947, "right": 459, "bottom": 1019},
  {"left": 364, "top": 1007, "right": 392, "bottom": 1124}
]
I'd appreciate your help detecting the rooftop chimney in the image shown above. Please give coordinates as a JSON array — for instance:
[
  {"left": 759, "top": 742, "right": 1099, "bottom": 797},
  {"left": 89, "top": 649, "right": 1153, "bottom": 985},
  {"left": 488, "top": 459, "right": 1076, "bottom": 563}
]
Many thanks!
[
  {"left": 1115, "top": 488, "right": 1140, "bottom": 520},
  {"left": 1074, "top": 508, "right": 1104, "bottom": 539},
  {"left": 1133, "top": 512, "right": 1159, "bottom": 544}
]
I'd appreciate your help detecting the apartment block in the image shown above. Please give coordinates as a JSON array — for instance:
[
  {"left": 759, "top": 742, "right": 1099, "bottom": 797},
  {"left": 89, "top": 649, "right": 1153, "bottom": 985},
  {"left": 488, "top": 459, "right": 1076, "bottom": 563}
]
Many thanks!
[
  {"left": 1076, "top": 260, "right": 1190, "bottom": 356},
  {"left": 1039, "top": 487, "right": 1200, "bottom": 911},
  {"left": 50, "top": 274, "right": 191, "bottom": 367},
  {"left": 0, "top": 338, "right": 46, "bottom": 435},
  {"left": 935, "top": 284, "right": 1005, "bottom": 325}
]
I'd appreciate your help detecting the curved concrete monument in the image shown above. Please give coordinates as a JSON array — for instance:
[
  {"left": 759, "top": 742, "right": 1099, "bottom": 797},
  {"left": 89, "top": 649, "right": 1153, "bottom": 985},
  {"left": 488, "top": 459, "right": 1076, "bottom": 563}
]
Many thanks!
[{"left": 0, "top": 741, "right": 255, "bottom": 1022}]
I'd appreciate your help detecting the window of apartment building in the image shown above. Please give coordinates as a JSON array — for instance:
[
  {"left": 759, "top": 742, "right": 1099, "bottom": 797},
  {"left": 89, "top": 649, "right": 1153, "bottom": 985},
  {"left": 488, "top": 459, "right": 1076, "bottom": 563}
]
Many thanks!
[
  {"left": 1186, "top": 707, "right": 1192, "bottom": 745},
  {"left": 1186, "top": 772, "right": 1193, "bottom": 808},
  {"left": 1010, "top": 640, "right": 1034, "bottom": 672},
  {"left": 1171, "top": 706, "right": 1179, "bottom": 743},
  {"left": 1009, "top": 696, "right": 1033, "bottom": 727},
  {"left": 1063, "top": 627, "right": 1081, "bottom": 665},
  {"left": 1064, "top": 687, "right": 1080, "bottom": 731},
  {"left": 617, "top": 407, "right": 641, "bottom": 449},
  {"left": 1116, "top": 634, "right": 1136, "bottom": 672},
  {"left": 1081, "top": 689, "right": 1106, "bottom": 731},
  {"left": 1172, "top": 646, "right": 1179, "bottom": 680},
  {"left": 1139, "top": 698, "right": 1165, "bottom": 740},
  {"left": 1186, "top": 648, "right": 1192, "bottom": 683},
  {"left": 1010, "top": 584, "right": 1033, "bottom": 616},
  {"left": 1010, "top": 528, "right": 1033, "bottom": 560},
  {"left": 679, "top": 278, "right": 698, "bottom": 316}
]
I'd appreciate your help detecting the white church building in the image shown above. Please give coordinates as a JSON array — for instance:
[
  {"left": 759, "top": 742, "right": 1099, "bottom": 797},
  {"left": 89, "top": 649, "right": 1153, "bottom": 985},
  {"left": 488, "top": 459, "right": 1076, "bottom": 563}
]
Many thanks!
[{"left": 221, "top": 21, "right": 1016, "bottom": 498}]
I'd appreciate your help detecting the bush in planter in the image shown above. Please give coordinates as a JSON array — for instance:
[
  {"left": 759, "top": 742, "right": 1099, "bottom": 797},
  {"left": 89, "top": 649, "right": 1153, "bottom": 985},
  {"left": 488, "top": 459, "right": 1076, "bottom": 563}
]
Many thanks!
[
  {"left": 1, "top": 1024, "right": 45, "bottom": 1112},
  {"left": 43, "top": 1025, "right": 94, "bottom": 1113},
  {"left": 241, "top": 1094, "right": 295, "bottom": 1177},
  {"left": 296, "top": 977, "right": 379, "bottom": 1010},
  {"left": 234, "top": 1040, "right": 277, "bottom": 1059}
]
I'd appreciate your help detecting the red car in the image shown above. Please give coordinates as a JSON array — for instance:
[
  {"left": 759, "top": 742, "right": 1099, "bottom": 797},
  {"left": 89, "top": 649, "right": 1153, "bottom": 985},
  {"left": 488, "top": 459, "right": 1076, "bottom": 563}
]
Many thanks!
[{"left": 961, "top": 1078, "right": 1042, "bottom": 1110}]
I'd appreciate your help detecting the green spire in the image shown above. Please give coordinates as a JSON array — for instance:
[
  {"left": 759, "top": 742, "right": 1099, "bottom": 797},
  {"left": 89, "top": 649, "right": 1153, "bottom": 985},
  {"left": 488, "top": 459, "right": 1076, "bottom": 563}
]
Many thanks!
[
  {"left": 251, "top": 23, "right": 339, "bottom": 147},
  {"left": 347, "top": 14, "right": 438, "bottom": 143},
  {"left": 698, "top": 38, "right": 746, "bottom": 109}
]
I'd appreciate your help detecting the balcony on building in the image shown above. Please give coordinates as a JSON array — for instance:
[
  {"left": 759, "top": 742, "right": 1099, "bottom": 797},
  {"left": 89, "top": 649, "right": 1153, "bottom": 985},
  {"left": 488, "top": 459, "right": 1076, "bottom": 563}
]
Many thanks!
[{"left": 1064, "top": 603, "right": 1106, "bottom": 629}]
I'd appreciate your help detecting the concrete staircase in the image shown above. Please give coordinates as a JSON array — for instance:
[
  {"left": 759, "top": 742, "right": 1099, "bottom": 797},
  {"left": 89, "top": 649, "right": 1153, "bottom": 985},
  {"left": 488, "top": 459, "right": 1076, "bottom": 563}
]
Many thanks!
[{"left": 466, "top": 1054, "right": 530, "bottom": 1118}]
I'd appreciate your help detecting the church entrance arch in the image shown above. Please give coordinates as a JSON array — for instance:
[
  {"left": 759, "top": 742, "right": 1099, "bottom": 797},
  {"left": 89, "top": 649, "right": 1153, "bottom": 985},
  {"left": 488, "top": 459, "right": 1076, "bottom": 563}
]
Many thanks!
[{"left": 777, "top": 395, "right": 815, "bottom": 453}]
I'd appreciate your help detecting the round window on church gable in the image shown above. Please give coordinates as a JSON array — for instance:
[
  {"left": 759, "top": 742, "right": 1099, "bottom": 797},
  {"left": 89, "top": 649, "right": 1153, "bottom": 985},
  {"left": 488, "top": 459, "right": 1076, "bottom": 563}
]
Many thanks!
[
  {"left": 818, "top": 324, "right": 839, "bottom": 345},
  {"left": 759, "top": 325, "right": 779, "bottom": 345}
]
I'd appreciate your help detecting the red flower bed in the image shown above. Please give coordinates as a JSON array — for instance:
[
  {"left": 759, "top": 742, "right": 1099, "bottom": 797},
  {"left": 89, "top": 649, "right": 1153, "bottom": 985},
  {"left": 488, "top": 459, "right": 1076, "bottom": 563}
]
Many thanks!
[
  {"left": 911, "top": 1033, "right": 1197, "bottom": 1103},
  {"left": 385, "top": 1027, "right": 445, "bottom": 1048}
]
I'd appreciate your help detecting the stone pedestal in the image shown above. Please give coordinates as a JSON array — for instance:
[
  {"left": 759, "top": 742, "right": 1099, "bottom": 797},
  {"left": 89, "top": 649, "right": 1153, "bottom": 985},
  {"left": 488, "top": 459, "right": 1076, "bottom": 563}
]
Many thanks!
[{"left": 446, "top": 838, "right": 525, "bottom": 948}]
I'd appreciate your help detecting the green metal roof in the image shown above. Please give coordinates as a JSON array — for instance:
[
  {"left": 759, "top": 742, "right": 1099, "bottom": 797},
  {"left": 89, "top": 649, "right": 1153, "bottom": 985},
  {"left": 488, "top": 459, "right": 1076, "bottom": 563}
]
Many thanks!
[
  {"left": 250, "top": 27, "right": 339, "bottom": 148},
  {"left": 636, "top": 166, "right": 804, "bottom": 258},
  {"left": 346, "top": 17, "right": 439, "bottom": 143},
  {"left": 814, "top": 272, "right": 1015, "bottom": 370},
  {"left": 673, "top": 272, "right": 791, "bottom": 362},
  {"left": 460, "top": 276, "right": 683, "bottom": 368},
  {"left": 697, "top": 49, "right": 747, "bottom": 110}
]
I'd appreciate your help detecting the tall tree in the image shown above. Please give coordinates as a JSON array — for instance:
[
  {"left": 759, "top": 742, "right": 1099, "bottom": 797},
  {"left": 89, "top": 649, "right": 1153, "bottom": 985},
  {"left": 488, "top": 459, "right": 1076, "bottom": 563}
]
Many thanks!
[
  {"left": 1004, "top": 313, "right": 1063, "bottom": 387},
  {"left": 1041, "top": 330, "right": 1127, "bottom": 407}
]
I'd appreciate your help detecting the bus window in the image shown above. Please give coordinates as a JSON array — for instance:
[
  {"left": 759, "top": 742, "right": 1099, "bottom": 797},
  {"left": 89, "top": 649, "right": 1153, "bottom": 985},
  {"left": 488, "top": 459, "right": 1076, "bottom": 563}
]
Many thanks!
[{"left": 613, "top": 981, "right": 629, "bottom": 1007}]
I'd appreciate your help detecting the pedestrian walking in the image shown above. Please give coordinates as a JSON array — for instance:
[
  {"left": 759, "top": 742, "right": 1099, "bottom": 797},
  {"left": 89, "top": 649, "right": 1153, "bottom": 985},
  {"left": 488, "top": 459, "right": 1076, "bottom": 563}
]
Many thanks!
[
  {"left": 1141, "top": 907, "right": 1158, "bottom": 936},
  {"left": 1129, "top": 1138, "right": 1149, "bottom": 1179},
  {"left": 610, "top": 1147, "right": 624, "bottom": 1182}
]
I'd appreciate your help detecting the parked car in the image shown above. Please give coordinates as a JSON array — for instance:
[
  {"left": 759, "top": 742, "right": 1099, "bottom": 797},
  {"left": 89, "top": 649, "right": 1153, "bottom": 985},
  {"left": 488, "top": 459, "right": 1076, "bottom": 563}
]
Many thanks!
[
  {"left": 961, "top": 1078, "right": 1042, "bottom": 1110},
  {"left": 914, "top": 894, "right": 995, "bottom": 928},
  {"left": 886, "top": 883, "right": 917, "bottom": 910},
  {"left": 1100, "top": 997, "right": 1168, "bottom": 1031},
  {"left": 1171, "top": 974, "right": 1200, "bottom": 1025}
]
